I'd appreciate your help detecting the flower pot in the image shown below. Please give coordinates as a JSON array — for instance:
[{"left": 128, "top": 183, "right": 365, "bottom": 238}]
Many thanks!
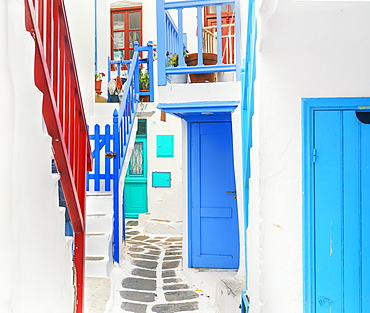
[
  {"left": 167, "top": 74, "right": 188, "bottom": 84},
  {"left": 95, "top": 80, "right": 102, "bottom": 94},
  {"left": 185, "top": 53, "right": 217, "bottom": 83},
  {"left": 140, "top": 90, "right": 150, "bottom": 102}
]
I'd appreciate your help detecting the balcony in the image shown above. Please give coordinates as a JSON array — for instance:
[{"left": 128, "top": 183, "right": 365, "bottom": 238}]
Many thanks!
[{"left": 156, "top": 0, "right": 240, "bottom": 86}]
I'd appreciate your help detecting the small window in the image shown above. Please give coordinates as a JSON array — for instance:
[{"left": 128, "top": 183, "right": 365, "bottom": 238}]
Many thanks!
[
  {"left": 137, "top": 119, "right": 147, "bottom": 136},
  {"left": 129, "top": 142, "right": 143, "bottom": 175}
]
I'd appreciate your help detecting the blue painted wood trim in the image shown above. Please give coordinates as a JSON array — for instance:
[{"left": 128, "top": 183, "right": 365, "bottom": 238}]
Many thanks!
[
  {"left": 187, "top": 123, "right": 194, "bottom": 267},
  {"left": 157, "top": 100, "right": 239, "bottom": 114},
  {"left": 301, "top": 97, "right": 370, "bottom": 313},
  {"left": 216, "top": 5, "right": 222, "bottom": 64},
  {"left": 166, "top": 64, "right": 236, "bottom": 74},
  {"left": 165, "top": 0, "right": 234, "bottom": 10},
  {"left": 234, "top": 0, "right": 241, "bottom": 80},
  {"left": 94, "top": 0, "right": 98, "bottom": 72},
  {"left": 240, "top": 0, "right": 257, "bottom": 290},
  {"left": 113, "top": 109, "right": 120, "bottom": 263},
  {"left": 183, "top": 114, "right": 231, "bottom": 122},
  {"left": 241, "top": 290, "right": 250, "bottom": 312},
  {"left": 156, "top": 0, "right": 167, "bottom": 85},
  {"left": 104, "top": 124, "right": 112, "bottom": 191},
  {"left": 177, "top": 9, "right": 185, "bottom": 67},
  {"left": 93, "top": 124, "right": 101, "bottom": 191},
  {"left": 196, "top": 7, "right": 203, "bottom": 65}
]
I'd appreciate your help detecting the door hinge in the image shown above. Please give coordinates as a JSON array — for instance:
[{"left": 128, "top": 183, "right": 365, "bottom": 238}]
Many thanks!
[
  {"left": 105, "top": 152, "right": 117, "bottom": 158},
  {"left": 312, "top": 148, "right": 317, "bottom": 163}
]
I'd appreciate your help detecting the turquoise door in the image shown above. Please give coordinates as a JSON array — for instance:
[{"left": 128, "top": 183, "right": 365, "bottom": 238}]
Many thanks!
[
  {"left": 189, "top": 121, "right": 240, "bottom": 269},
  {"left": 124, "top": 136, "right": 148, "bottom": 218},
  {"left": 311, "top": 110, "right": 370, "bottom": 312}
]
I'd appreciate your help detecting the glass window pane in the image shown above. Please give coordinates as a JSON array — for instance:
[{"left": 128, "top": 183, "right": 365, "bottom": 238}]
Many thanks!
[
  {"left": 129, "top": 12, "right": 141, "bottom": 29},
  {"left": 208, "top": 6, "right": 216, "bottom": 13},
  {"left": 113, "top": 50, "right": 124, "bottom": 60},
  {"left": 129, "top": 50, "right": 134, "bottom": 59},
  {"left": 113, "top": 32, "right": 124, "bottom": 49},
  {"left": 113, "top": 13, "right": 124, "bottom": 30},
  {"left": 129, "top": 142, "right": 143, "bottom": 175},
  {"left": 228, "top": 4, "right": 235, "bottom": 12},
  {"left": 129, "top": 31, "right": 141, "bottom": 48},
  {"left": 137, "top": 119, "right": 147, "bottom": 135}
]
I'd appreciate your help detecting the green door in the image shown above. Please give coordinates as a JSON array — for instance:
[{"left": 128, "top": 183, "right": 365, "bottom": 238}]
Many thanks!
[{"left": 124, "top": 135, "right": 148, "bottom": 218}]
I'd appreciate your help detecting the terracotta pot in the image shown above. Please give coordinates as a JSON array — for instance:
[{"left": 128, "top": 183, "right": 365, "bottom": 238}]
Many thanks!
[
  {"left": 185, "top": 53, "right": 217, "bottom": 83},
  {"left": 140, "top": 90, "right": 150, "bottom": 102},
  {"left": 95, "top": 80, "right": 102, "bottom": 94}
]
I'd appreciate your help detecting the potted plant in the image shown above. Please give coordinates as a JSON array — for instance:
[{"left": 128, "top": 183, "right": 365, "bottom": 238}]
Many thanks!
[
  {"left": 166, "top": 51, "right": 188, "bottom": 84},
  {"left": 185, "top": 52, "right": 217, "bottom": 83},
  {"left": 139, "top": 67, "right": 150, "bottom": 102},
  {"left": 95, "top": 71, "right": 105, "bottom": 94}
]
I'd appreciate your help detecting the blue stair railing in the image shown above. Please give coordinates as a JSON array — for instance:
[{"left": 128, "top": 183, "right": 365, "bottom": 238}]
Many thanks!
[
  {"left": 241, "top": 290, "right": 250, "bottom": 312},
  {"left": 87, "top": 42, "right": 154, "bottom": 263}
]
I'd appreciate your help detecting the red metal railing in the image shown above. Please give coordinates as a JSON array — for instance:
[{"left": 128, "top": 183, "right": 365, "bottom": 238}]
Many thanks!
[{"left": 24, "top": 1, "right": 92, "bottom": 312}]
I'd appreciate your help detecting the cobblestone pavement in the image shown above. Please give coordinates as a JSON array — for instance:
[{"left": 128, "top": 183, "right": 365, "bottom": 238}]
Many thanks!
[{"left": 109, "top": 220, "right": 215, "bottom": 313}]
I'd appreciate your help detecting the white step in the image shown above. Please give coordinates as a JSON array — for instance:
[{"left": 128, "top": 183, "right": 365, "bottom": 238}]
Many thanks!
[
  {"left": 85, "top": 256, "right": 112, "bottom": 278},
  {"left": 86, "top": 193, "right": 113, "bottom": 215},
  {"left": 86, "top": 214, "right": 113, "bottom": 234},
  {"left": 86, "top": 233, "right": 112, "bottom": 256}
]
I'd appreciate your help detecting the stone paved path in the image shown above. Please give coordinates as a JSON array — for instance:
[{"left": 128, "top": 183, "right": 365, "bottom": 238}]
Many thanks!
[{"left": 112, "top": 220, "right": 213, "bottom": 313}]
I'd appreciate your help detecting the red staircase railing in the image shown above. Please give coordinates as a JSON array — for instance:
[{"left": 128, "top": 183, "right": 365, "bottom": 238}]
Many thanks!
[{"left": 24, "top": 1, "right": 92, "bottom": 312}]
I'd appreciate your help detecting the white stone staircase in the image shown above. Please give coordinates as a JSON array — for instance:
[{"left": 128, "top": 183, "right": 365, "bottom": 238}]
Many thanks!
[{"left": 85, "top": 192, "right": 114, "bottom": 277}]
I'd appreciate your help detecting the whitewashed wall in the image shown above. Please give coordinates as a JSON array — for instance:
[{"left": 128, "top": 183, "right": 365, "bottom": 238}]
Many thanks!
[
  {"left": 146, "top": 111, "right": 183, "bottom": 221},
  {"left": 0, "top": 1, "right": 75, "bottom": 312},
  {"left": 247, "top": 1, "right": 370, "bottom": 312},
  {"left": 65, "top": 0, "right": 95, "bottom": 120}
]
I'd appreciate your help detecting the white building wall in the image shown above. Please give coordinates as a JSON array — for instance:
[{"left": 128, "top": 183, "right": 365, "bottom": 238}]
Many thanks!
[
  {"left": 90, "top": 0, "right": 184, "bottom": 229},
  {"left": 65, "top": 0, "right": 95, "bottom": 120},
  {"left": 0, "top": 1, "right": 75, "bottom": 312},
  {"left": 146, "top": 111, "right": 183, "bottom": 221},
  {"left": 248, "top": 1, "right": 370, "bottom": 312}
]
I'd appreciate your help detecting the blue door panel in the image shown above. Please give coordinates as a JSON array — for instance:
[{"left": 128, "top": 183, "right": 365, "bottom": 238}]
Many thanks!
[
  {"left": 190, "top": 121, "right": 240, "bottom": 269},
  {"left": 314, "top": 111, "right": 343, "bottom": 311},
  {"left": 313, "top": 110, "right": 370, "bottom": 312},
  {"left": 124, "top": 137, "right": 148, "bottom": 218},
  {"left": 361, "top": 120, "right": 370, "bottom": 313},
  {"left": 342, "top": 112, "right": 362, "bottom": 312},
  {"left": 200, "top": 207, "right": 232, "bottom": 218}
]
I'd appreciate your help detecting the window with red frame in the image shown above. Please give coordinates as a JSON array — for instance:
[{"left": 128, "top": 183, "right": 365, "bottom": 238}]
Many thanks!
[{"left": 111, "top": 7, "right": 142, "bottom": 60}]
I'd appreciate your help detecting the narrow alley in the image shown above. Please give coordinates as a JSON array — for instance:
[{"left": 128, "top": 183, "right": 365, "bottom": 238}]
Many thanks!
[{"left": 98, "top": 220, "right": 239, "bottom": 313}]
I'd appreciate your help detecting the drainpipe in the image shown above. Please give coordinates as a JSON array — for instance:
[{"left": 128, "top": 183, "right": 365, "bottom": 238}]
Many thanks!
[{"left": 94, "top": 0, "right": 98, "bottom": 72}]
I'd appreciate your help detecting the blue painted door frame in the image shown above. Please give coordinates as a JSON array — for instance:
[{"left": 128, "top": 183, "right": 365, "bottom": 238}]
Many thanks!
[
  {"left": 302, "top": 98, "right": 370, "bottom": 313},
  {"left": 188, "top": 117, "right": 240, "bottom": 269}
]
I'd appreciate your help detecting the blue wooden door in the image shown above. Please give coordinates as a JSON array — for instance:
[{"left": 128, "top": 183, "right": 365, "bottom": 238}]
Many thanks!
[
  {"left": 189, "top": 121, "right": 240, "bottom": 269},
  {"left": 124, "top": 137, "right": 148, "bottom": 218},
  {"left": 313, "top": 110, "right": 370, "bottom": 312}
]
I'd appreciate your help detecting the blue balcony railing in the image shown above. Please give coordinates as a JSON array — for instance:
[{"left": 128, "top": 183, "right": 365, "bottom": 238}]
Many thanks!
[
  {"left": 107, "top": 42, "right": 154, "bottom": 103},
  {"left": 156, "top": 0, "right": 240, "bottom": 85}
]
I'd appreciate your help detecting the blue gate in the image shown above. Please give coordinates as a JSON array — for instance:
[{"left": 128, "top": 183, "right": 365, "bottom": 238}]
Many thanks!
[{"left": 87, "top": 42, "right": 154, "bottom": 263}]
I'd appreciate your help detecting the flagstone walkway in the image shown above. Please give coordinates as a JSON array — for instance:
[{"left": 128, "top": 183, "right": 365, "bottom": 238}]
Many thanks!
[{"left": 108, "top": 220, "right": 216, "bottom": 313}]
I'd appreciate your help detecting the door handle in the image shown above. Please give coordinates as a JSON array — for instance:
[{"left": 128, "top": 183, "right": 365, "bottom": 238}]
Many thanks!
[{"left": 226, "top": 190, "right": 236, "bottom": 194}]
